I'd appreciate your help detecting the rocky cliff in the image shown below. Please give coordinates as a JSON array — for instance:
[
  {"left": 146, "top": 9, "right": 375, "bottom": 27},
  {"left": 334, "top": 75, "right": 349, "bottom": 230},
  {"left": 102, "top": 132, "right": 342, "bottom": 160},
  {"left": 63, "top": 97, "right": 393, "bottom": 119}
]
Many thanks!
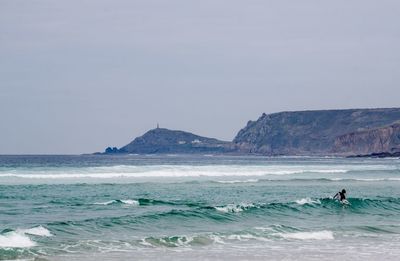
[
  {"left": 113, "top": 128, "right": 234, "bottom": 154},
  {"left": 102, "top": 108, "right": 400, "bottom": 156},
  {"left": 333, "top": 122, "right": 400, "bottom": 155},
  {"left": 233, "top": 108, "right": 400, "bottom": 155}
]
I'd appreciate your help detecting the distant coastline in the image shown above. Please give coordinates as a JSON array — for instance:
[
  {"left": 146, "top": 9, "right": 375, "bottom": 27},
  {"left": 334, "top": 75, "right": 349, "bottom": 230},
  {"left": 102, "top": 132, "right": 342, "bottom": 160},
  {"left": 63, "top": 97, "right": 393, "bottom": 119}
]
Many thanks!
[{"left": 99, "top": 108, "right": 400, "bottom": 158}]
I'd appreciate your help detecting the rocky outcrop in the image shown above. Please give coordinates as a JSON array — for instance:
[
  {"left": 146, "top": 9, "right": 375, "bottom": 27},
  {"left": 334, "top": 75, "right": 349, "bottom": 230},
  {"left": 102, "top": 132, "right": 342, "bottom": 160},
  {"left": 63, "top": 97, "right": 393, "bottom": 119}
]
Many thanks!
[
  {"left": 233, "top": 108, "right": 400, "bottom": 155},
  {"left": 108, "top": 128, "right": 234, "bottom": 154},
  {"left": 104, "top": 147, "right": 120, "bottom": 154},
  {"left": 333, "top": 123, "right": 400, "bottom": 155},
  {"left": 350, "top": 151, "right": 400, "bottom": 158}
]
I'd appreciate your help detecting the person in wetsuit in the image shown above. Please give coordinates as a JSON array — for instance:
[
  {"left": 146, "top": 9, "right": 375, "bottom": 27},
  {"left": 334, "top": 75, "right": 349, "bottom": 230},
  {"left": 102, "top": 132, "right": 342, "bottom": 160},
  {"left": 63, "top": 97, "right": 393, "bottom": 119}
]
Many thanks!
[{"left": 333, "top": 189, "right": 347, "bottom": 202}]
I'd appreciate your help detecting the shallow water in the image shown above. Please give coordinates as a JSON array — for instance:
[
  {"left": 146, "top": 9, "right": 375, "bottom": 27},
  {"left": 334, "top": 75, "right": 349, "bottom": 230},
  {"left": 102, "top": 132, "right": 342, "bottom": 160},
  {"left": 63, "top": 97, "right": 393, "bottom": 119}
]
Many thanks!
[{"left": 0, "top": 155, "right": 400, "bottom": 260}]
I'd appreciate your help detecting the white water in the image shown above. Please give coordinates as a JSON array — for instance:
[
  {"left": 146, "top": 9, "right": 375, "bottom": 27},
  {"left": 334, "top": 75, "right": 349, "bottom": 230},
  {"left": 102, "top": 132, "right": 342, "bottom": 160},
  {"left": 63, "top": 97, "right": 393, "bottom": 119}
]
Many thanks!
[
  {"left": 1, "top": 162, "right": 398, "bottom": 181},
  {"left": 278, "top": 230, "right": 334, "bottom": 240},
  {"left": 1, "top": 162, "right": 399, "bottom": 186},
  {"left": 19, "top": 226, "right": 53, "bottom": 237},
  {"left": 0, "top": 226, "right": 52, "bottom": 248},
  {"left": 93, "top": 199, "right": 139, "bottom": 206},
  {"left": 214, "top": 203, "right": 257, "bottom": 213},
  {"left": 0, "top": 232, "right": 36, "bottom": 248},
  {"left": 295, "top": 198, "right": 321, "bottom": 205}
]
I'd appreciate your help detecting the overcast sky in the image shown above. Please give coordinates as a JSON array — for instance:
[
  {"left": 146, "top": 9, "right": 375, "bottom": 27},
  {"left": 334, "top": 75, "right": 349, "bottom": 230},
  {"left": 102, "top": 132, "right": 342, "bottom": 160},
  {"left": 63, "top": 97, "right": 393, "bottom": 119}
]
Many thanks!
[{"left": 1, "top": 0, "right": 400, "bottom": 154}]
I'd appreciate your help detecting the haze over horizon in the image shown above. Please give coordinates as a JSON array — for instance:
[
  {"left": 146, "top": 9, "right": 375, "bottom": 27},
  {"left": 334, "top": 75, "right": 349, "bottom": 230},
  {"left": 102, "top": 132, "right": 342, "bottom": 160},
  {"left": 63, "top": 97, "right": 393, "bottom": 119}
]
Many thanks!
[{"left": 1, "top": 0, "right": 400, "bottom": 154}]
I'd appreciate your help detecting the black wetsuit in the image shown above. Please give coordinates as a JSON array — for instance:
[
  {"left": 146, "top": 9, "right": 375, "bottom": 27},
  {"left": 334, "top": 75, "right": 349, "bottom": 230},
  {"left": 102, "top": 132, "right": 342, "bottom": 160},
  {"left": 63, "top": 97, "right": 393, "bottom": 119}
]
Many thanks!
[{"left": 334, "top": 192, "right": 346, "bottom": 201}]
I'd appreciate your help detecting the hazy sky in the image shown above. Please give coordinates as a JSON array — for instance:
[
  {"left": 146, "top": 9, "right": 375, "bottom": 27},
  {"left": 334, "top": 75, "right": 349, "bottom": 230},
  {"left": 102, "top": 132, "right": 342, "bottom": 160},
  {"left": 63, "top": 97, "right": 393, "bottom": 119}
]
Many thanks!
[{"left": 1, "top": 0, "right": 400, "bottom": 154}]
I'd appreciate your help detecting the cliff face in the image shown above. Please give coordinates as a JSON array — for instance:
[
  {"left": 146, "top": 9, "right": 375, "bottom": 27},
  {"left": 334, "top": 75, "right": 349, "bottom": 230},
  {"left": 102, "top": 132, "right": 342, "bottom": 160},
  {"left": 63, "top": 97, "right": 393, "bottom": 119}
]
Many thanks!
[
  {"left": 333, "top": 123, "right": 400, "bottom": 155},
  {"left": 102, "top": 108, "right": 400, "bottom": 156},
  {"left": 233, "top": 108, "right": 400, "bottom": 155},
  {"left": 117, "top": 128, "right": 234, "bottom": 154}
]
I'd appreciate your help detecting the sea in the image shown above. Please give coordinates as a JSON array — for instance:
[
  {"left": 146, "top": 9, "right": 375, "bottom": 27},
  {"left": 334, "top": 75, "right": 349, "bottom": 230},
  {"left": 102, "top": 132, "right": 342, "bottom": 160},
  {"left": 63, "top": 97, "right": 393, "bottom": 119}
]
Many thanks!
[{"left": 1, "top": 154, "right": 400, "bottom": 261}]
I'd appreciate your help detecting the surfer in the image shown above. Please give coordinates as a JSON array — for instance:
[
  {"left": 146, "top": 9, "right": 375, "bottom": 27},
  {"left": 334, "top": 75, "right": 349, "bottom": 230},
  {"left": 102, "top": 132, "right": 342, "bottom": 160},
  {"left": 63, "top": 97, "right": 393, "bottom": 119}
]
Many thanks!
[{"left": 333, "top": 189, "right": 347, "bottom": 202}]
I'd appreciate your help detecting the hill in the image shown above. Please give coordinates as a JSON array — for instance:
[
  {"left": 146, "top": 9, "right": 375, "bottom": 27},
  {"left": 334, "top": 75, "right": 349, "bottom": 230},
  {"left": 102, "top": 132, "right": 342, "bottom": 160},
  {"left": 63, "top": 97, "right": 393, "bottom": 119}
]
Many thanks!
[
  {"left": 233, "top": 108, "right": 400, "bottom": 155},
  {"left": 106, "top": 128, "right": 234, "bottom": 154},
  {"left": 102, "top": 108, "right": 400, "bottom": 156}
]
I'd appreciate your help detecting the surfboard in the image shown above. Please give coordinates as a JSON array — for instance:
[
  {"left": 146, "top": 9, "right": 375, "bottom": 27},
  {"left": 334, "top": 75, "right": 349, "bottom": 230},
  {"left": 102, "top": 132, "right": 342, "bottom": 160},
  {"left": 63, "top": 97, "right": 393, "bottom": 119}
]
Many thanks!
[{"left": 341, "top": 199, "right": 350, "bottom": 205}]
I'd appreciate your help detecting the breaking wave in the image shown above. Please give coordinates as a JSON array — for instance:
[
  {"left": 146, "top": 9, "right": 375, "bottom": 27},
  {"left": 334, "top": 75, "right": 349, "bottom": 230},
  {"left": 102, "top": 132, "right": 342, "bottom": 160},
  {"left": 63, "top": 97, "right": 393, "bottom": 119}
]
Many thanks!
[
  {"left": 93, "top": 199, "right": 139, "bottom": 206},
  {"left": 295, "top": 198, "right": 321, "bottom": 205},
  {"left": 0, "top": 226, "right": 52, "bottom": 248},
  {"left": 277, "top": 230, "right": 334, "bottom": 240},
  {"left": 0, "top": 165, "right": 354, "bottom": 180},
  {"left": 214, "top": 203, "right": 257, "bottom": 213}
]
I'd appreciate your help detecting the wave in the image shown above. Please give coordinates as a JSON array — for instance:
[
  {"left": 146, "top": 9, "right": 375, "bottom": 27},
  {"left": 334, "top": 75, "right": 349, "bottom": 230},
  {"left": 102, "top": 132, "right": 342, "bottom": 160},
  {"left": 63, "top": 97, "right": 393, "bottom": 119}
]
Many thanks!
[
  {"left": 19, "top": 197, "right": 400, "bottom": 242},
  {"left": 295, "top": 198, "right": 321, "bottom": 205},
  {"left": 141, "top": 232, "right": 274, "bottom": 248},
  {"left": 138, "top": 227, "right": 336, "bottom": 249},
  {"left": 216, "top": 179, "right": 259, "bottom": 184},
  {"left": 214, "top": 177, "right": 400, "bottom": 184},
  {"left": 329, "top": 178, "right": 400, "bottom": 182},
  {"left": 91, "top": 198, "right": 198, "bottom": 208},
  {"left": 0, "top": 226, "right": 52, "bottom": 248},
  {"left": 142, "top": 235, "right": 197, "bottom": 247},
  {"left": 214, "top": 203, "right": 257, "bottom": 213},
  {"left": 211, "top": 197, "right": 400, "bottom": 215},
  {"left": 0, "top": 232, "right": 36, "bottom": 248},
  {"left": 82, "top": 196, "right": 400, "bottom": 214},
  {"left": 93, "top": 199, "right": 139, "bottom": 206},
  {"left": 277, "top": 230, "right": 334, "bottom": 240},
  {"left": 0, "top": 169, "right": 349, "bottom": 179},
  {"left": 18, "top": 226, "right": 53, "bottom": 237},
  {"left": 25, "top": 229, "right": 332, "bottom": 254},
  {"left": 0, "top": 164, "right": 358, "bottom": 180}
]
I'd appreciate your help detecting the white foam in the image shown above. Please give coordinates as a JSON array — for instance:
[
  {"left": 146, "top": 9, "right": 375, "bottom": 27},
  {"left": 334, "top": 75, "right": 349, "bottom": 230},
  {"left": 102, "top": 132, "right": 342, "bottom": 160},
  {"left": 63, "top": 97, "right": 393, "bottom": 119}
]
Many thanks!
[
  {"left": 0, "top": 164, "right": 352, "bottom": 180},
  {"left": 144, "top": 235, "right": 194, "bottom": 247},
  {"left": 2, "top": 163, "right": 398, "bottom": 185},
  {"left": 226, "top": 234, "right": 270, "bottom": 242},
  {"left": 295, "top": 198, "right": 321, "bottom": 205},
  {"left": 217, "top": 179, "right": 259, "bottom": 184},
  {"left": 279, "top": 230, "right": 334, "bottom": 240},
  {"left": 209, "top": 235, "right": 226, "bottom": 244},
  {"left": 19, "top": 226, "right": 52, "bottom": 237},
  {"left": 93, "top": 200, "right": 116, "bottom": 205},
  {"left": 120, "top": 199, "right": 139, "bottom": 205},
  {"left": 331, "top": 178, "right": 400, "bottom": 182},
  {"left": 175, "top": 236, "right": 194, "bottom": 246},
  {"left": 214, "top": 203, "right": 255, "bottom": 213},
  {"left": 139, "top": 238, "right": 154, "bottom": 247},
  {"left": 94, "top": 199, "right": 139, "bottom": 206},
  {"left": 0, "top": 232, "right": 36, "bottom": 248}
]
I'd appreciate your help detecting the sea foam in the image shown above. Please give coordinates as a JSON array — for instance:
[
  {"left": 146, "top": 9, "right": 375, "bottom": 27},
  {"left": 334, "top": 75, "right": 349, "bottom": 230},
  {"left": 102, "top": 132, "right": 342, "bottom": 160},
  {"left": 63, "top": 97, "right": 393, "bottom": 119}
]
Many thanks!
[
  {"left": 19, "top": 226, "right": 53, "bottom": 237},
  {"left": 214, "top": 203, "right": 256, "bottom": 213},
  {"left": 279, "top": 230, "right": 334, "bottom": 240},
  {"left": 295, "top": 198, "right": 321, "bottom": 205},
  {"left": 0, "top": 232, "right": 36, "bottom": 248},
  {"left": 120, "top": 199, "right": 139, "bottom": 205},
  {"left": 0, "top": 226, "right": 52, "bottom": 248},
  {"left": 0, "top": 164, "right": 352, "bottom": 180},
  {"left": 217, "top": 179, "right": 259, "bottom": 184},
  {"left": 93, "top": 199, "right": 139, "bottom": 206}
]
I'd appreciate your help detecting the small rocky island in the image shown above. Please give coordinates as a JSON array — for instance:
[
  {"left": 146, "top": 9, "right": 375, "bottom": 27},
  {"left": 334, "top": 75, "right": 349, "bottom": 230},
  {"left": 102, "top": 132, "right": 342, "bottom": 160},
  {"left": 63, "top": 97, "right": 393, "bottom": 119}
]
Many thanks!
[{"left": 102, "top": 108, "right": 400, "bottom": 157}]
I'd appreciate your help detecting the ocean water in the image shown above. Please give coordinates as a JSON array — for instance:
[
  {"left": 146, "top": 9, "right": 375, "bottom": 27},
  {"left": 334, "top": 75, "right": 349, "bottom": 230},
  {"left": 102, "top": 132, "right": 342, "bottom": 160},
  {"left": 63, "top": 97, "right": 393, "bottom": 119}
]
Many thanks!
[{"left": 1, "top": 155, "right": 400, "bottom": 261}]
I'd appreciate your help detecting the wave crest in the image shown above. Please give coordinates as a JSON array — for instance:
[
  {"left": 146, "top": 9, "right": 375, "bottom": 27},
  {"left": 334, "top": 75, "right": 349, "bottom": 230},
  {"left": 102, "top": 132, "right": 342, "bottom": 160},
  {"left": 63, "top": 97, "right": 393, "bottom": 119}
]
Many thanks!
[
  {"left": 214, "top": 203, "right": 257, "bottom": 213},
  {"left": 295, "top": 198, "right": 321, "bottom": 205},
  {"left": 278, "top": 230, "right": 334, "bottom": 240},
  {"left": 0, "top": 226, "right": 52, "bottom": 248},
  {"left": 93, "top": 199, "right": 139, "bottom": 206}
]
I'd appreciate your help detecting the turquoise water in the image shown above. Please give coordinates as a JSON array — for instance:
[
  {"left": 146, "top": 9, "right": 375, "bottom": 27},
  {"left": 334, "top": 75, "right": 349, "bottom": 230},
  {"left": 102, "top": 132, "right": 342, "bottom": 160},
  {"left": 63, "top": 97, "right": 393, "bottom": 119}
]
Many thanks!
[{"left": 1, "top": 155, "right": 400, "bottom": 260}]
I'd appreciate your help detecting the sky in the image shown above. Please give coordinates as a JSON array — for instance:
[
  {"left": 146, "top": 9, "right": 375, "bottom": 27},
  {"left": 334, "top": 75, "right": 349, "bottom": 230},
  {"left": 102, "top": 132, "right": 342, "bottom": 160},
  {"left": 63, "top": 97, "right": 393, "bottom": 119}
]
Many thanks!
[{"left": 1, "top": 0, "right": 400, "bottom": 154}]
